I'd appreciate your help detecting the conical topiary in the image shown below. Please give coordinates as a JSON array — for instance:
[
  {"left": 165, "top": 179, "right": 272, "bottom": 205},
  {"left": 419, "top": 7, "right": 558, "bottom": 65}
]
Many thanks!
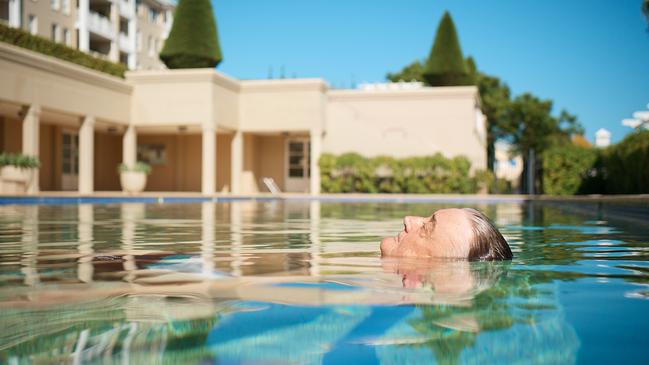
[
  {"left": 423, "top": 11, "right": 471, "bottom": 86},
  {"left": 159, "top": 0, "right": 223, "bottom": 69}
]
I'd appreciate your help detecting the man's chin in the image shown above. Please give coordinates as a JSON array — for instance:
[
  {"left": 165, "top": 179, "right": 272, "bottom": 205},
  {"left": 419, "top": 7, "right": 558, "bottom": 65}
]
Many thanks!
[{"left": 380, "top": 236, "right": 397, "bottom": 257}]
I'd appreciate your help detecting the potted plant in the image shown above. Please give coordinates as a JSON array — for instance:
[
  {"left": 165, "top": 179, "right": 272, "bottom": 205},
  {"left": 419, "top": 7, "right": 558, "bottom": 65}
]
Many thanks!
[
  {"left": 119, "top": 161, "right": 151, "bottom": 194},
  {"left": 0, "top": 153, "right": 40, "bottom": 193}
]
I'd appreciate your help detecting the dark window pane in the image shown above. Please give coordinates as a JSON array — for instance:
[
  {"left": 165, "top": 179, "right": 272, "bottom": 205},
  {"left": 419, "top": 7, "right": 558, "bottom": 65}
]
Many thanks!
[
  {"left": 289, "top": 168, "right": 303, "bottom": 177},
  {"left": 289, "top": 142, "right": 303, "bottom": 153},
  {"left": 289, "top": 156, "right": 303, "bottom": 165}
]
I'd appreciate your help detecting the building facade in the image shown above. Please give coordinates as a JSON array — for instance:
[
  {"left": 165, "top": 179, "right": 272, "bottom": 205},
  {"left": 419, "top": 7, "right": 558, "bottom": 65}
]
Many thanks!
[
  {"left": 0, "top": 0, "right": 173, "bottom": 69},
  {"left": 0, "top": 42, "right": 487, "bottom": 195}
]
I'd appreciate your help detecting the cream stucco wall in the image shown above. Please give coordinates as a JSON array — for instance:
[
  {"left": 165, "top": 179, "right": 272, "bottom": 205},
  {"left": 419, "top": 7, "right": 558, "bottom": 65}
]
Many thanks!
[
  {"left": 0, "top": 43, "right": 131, "bottom": 125},
  {"left": 325, "top": 86, "right": 487, "bottom": 170},
  {"left": 239, "top": 79, "right": 326, "bottom": 133},
  {"left": 127, "top": 69, "right": 239, "bottom": 130}
]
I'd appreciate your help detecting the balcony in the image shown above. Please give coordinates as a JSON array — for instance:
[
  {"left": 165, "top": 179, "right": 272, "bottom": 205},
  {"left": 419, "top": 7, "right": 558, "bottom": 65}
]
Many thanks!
[
  {"left": 119, "top": 0, "right": 134, "bottom": 19},
  {"left": 87, "top": 11, "right": 114, "bottom": 40},
  {"left": 118, "top": 32, "right": 133, "bottom": 53}
]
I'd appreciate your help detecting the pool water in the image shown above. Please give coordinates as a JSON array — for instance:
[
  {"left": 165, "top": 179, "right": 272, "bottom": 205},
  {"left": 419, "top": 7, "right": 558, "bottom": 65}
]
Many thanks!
[{"left": 0, "top": 200, "right": 648, "bottom": 364}]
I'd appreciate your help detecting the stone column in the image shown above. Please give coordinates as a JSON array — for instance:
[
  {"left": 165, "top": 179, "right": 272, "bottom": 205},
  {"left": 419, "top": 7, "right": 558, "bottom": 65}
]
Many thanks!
[
  {"left": 230, "top": 131, "right": 243, "bottom": 194},
  {"left": 122, "top": 125, "right": 137, "bottom": 166},
  {"left": 78, "top": 0, "right": 89, "bottom": 51},
  {"left": 22, "top": 104, "right": 40, "bottom": 194},
  {"left": 79, "top": 116, "right": 95, "bottom": 194},
  {"left": 202, "top": 126, "right": 216, "bottom": 195},
  {"left": 309, "top": 128, "right": 322, "bottom": 195}
]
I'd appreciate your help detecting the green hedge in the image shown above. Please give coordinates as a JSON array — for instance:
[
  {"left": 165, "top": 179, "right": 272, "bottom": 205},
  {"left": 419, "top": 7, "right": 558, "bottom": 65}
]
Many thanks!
[
  {"left": 602, "top": 130, "right": 649, "bottom": 194},
  {"left": 542, "top": 130, "right": 649, "bottom": 195},
  {"left": 319, "top": 153, "right": 488, "bottom": 194},
  {"left": 0, "top": 24, "right": 126, "bottom": 78},
  {"left": 542, "top": 145, "right": 599, "bottom": 195}
]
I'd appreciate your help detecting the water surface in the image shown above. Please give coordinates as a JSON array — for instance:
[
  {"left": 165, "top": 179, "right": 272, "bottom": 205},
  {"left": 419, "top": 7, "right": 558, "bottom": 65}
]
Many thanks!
[{"left": 1, "top": 200, "right": 648, "bottom": 364}]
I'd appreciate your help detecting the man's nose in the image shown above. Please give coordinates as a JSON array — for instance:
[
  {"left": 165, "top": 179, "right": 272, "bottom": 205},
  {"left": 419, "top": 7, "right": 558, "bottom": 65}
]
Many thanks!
[{"left": 404, "top": 216, "right": 425, "bottom": 232}]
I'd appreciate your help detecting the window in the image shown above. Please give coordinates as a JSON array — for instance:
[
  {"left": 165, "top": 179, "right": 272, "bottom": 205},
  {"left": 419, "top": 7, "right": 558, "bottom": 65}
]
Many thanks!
[
  {"left": 51, "top": 23, "right": 59, "bottom": 42},
  {"left": 148, "top": 7, "right": 158, "bottom": 23},
  {"left": 51, "top": 0, "right": 59, "bottom": 11},
  {"left": 62, "top": 0, "right": 70, "bottom": 14},
  {"left": 63, "top": 28, "right": 70, "bottom": 46},
  {"left": 28, "top": 15, "right": 37, "bottom": 35}
]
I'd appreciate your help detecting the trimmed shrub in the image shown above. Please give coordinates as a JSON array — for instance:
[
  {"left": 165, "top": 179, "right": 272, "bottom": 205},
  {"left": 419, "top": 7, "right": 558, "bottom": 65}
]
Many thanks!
[
  {"left": 319, "top": 152, "right": 485, "bottom": 194},
  {"left": 160, "top": 0, "right": 223, "bottom": 69},
  {"left": 0, "top": 24, "right": 126, "bottom": 77},
  {"left": 423, "top": 11, "right": 472, "bottom": 86}
]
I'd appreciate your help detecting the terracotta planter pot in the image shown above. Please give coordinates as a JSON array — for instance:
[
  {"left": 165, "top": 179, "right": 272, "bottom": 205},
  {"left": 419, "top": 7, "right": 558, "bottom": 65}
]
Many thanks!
[{"left": 120, "top": 171, "right": 147, "bottom": 194}]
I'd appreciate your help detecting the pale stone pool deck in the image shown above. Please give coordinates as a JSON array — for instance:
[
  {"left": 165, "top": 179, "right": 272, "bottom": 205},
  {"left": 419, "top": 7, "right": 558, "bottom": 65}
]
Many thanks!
[{"left": 1, "top": 191, "right": 648, "bottom": 202}]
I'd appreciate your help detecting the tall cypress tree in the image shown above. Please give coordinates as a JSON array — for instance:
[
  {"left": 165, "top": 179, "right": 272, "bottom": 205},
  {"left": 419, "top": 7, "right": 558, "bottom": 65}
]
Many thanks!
[
  {"left": 159, "top": 0, "right": 223, "bottom": 69},
  {"left": 423, "top": 11, "right": 471, "bottom": 86}
]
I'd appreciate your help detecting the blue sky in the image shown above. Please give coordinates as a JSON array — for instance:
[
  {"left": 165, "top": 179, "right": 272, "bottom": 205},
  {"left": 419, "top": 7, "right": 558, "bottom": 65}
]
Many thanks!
[{"left": 212, "top": 0, "right": 649, "bottom": 143}]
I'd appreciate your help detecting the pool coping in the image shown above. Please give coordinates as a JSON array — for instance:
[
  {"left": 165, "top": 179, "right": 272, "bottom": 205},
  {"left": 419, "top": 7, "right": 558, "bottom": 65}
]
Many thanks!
[{"left": 0, "top": 192, "right": 647, "bottom": 205}]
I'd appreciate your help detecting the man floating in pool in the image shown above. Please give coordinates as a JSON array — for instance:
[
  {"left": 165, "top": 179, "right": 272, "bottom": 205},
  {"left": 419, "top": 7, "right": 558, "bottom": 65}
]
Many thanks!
[{"left": 380, "top": 208, "right": 513, "bottom": 260}]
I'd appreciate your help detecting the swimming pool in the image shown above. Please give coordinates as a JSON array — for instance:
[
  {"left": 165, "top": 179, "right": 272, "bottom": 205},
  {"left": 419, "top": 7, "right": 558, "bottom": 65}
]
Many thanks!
[{"left": 0, "top": 199, "right": 648, "bottom": 364}]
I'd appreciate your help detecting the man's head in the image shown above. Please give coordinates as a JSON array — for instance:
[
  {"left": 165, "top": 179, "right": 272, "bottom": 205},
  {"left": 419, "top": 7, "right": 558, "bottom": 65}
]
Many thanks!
[{"left": 380, "top": 208, "right": 512, "bottom": 260}]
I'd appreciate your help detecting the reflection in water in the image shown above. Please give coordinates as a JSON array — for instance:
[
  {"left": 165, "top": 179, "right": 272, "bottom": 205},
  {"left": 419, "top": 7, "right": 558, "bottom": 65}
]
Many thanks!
[{"left": 0, "top": 200, "right": 648, "bottom": 364}]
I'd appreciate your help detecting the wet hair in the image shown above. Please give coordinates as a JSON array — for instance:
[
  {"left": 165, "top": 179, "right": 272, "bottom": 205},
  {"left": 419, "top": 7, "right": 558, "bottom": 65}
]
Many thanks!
[{"left": 463, "top": 208, "right": 513, "bottom": 261}]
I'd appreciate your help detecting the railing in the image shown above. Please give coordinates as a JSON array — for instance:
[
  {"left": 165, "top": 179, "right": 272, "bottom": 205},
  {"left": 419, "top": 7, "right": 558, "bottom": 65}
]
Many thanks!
[
  {"left": 118, "top": 33, "right": 132, "bottom": 53},
  {"left": 119, "top": 0, "right": 134, "bottom": 19},
  {"left": 87, "top": 11, "right": 114, "bottom": 40}
]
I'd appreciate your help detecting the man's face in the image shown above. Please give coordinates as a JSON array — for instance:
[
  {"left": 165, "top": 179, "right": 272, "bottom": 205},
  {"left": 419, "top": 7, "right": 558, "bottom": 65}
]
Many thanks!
[{"left": 380, "top": 208, "right": 474, "bottom": 259}]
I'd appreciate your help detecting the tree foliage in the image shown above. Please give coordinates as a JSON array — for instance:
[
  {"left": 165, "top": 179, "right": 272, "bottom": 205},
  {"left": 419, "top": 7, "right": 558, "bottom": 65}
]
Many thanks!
[
  {"left": 386, "top": 59, "right": 425, "bottom": 82},
  {"left": 504, "top": 93, "right": 582, "bottom": 156},
  {"left": 160, "top": 0, "right": 223, "bottom": 69},
  {"left": 644, "top": 0, "right": 649, "bottom": 28},
  {"left": 423, "top": 11, "right": 472, "bottom": 86}
]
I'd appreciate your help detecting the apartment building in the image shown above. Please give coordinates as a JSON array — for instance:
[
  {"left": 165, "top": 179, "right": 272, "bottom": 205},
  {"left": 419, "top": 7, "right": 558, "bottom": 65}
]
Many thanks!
[{"left": 0, "top": 0, "right": 173, "bottom": 70}]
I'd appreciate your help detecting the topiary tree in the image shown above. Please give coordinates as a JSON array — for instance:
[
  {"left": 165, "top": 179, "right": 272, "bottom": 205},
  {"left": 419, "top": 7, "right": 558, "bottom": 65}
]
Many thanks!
[
  {"left": 423, "top": 11, "right": 471, "bottom": 86},
  {"left": 159, "top": 0, "right": 223, "bottom": 69}
]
